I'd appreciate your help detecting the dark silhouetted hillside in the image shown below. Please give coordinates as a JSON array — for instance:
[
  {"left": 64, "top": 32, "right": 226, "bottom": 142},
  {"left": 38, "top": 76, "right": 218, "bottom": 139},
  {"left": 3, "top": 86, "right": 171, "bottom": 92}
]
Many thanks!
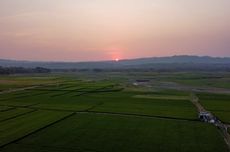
[{"left": 0, "top": 55, "right": 230, "bottom": 71}]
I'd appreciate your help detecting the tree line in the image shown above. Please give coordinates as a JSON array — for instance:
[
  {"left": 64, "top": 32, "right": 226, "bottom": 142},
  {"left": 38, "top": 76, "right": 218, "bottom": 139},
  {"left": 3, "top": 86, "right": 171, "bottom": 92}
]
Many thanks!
[{"left": 0, "top": 66, "right": 50, "bottom": 75}]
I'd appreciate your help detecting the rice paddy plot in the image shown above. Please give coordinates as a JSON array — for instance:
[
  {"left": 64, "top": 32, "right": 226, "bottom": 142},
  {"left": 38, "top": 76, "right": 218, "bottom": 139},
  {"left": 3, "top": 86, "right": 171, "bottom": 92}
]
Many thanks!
[
  {"left": 0, "top": 108, "right": 34, "bottom": 122},
  {"left": 0, "top": 90, "right": 50, "bottom": 102},
  {"left": 133, "top": 94, "right": 189, "bottom": 100},
  {"left": 90, "top": 91, "right": 197, "bottom": 120},
  {"left": 212, "top": 111, "right": 230, "bottom": 124},
  {"left": 0, "top": 91, "right": 51, "bottom": 107},
  {"left": 0, "top": 76, "right": 58, "bottom": 91},
  {"left": 0, "top": 113, "right": 227, "bottom": 152},
  {"left": 0, "top": 106, "right": 13, "bottom": 112},
  {"left": 0, "top": 75, "right": 229, "bottom": 151},
  {"left": 0, "top": 110, "right": 71, "bottom": 147}
]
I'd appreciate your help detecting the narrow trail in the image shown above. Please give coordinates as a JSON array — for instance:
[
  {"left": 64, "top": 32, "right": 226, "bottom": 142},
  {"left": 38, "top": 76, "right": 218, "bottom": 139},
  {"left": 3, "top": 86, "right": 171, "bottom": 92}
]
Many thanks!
[
  {"left": 0, "top": 83, "right": 60, "bottom": 95},
  {"left": 190, "top": 93, "right": 205, "bottom": 112},
  {"left": 190, "top": 93, "right": 230, "bottom": 150},
  {"left": 0, "top": 86, "right": 39, "bottom": 95},
  {"left": 227, "top": 124, "right": 230, "bottom": 132}
]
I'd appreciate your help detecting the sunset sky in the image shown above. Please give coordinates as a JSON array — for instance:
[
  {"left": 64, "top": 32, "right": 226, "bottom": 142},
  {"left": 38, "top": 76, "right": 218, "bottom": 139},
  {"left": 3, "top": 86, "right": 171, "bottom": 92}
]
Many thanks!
[{"left": 0, "top": 0, "right": 230, "bottom": 61}]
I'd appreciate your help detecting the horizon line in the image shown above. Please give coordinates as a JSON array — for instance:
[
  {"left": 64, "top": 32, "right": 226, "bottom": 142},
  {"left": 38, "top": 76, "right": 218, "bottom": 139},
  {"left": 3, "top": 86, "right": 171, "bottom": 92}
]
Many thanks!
[{"left": 0, "top": 54, "right": 230, "bottom": 63}]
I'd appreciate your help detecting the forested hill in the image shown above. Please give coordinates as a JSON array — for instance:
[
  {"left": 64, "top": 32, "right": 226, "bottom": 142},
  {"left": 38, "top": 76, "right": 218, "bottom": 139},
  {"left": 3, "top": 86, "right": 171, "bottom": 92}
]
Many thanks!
[
  {"left": 0, "top": 67, "right": 50, "bottom": 75},
  {"left": 0, "top": 55, "right": 230, "bottom": 70}
]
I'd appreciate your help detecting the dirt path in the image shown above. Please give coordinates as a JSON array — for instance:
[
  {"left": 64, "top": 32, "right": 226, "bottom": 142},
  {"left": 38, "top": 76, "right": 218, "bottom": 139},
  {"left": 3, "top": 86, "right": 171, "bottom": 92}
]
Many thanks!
[
  {"left": 227, "top": 124, "right": 230, "bottom": 131},
  {"left": 190, "top": 93, "right": 206, "bottom": 112},
  {"left": 0, "top": 86, "right": 39, "bottom": 95},
  {"left": 190, "top": 93, "right": 230, "bottom": 150}
]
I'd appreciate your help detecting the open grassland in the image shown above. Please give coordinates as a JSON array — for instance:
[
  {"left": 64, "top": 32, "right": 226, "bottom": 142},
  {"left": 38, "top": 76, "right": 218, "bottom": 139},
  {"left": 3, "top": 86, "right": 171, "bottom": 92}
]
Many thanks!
[
  {"left": 0, "top": 113, "right": 228, "bottom": 152},
  {"left": 198, "top": 93, "right": 230, "bottom": 123},
  {"left": 0, "top": 74, "right": 230, "bottom": 152}
]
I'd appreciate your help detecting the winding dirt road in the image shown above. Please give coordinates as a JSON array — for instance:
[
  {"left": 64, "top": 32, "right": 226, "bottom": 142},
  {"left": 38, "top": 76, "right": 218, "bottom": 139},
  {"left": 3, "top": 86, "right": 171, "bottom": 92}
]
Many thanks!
[{"left": 190, "top": 93, "right": 230, "bottom": 150}]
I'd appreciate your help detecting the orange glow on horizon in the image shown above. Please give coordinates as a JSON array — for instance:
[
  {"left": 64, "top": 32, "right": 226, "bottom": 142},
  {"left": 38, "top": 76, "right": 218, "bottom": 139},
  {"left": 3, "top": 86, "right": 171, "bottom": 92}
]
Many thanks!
[{"left": 0, "top": 0, "right": 229, "bottom": 61}]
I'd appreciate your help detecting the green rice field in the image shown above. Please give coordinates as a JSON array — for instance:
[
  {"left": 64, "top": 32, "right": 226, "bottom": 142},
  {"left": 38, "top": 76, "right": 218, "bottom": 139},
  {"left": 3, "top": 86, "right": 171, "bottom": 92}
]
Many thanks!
[{"left": 0, "top": 73, "right": 229, "bottom": 152}]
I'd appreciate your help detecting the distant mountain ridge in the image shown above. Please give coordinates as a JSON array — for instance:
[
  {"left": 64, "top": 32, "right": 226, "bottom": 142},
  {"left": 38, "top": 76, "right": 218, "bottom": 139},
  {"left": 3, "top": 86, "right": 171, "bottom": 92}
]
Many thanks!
[{"left": 0, "top": 55, "right": 230, "bottom": 69}]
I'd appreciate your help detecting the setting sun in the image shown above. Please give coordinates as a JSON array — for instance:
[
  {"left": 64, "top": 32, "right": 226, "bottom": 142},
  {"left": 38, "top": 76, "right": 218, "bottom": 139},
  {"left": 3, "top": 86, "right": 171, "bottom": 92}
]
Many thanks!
[{"left": 0, "top": 0, "right": 230, "bottom": 151}]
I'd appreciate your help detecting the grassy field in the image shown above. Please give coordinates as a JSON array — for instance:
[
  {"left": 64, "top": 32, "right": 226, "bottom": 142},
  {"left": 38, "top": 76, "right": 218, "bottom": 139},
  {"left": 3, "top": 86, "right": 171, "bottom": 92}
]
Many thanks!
[{"left": 0, "top": 73, "right": 229, "bottom": 151}]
